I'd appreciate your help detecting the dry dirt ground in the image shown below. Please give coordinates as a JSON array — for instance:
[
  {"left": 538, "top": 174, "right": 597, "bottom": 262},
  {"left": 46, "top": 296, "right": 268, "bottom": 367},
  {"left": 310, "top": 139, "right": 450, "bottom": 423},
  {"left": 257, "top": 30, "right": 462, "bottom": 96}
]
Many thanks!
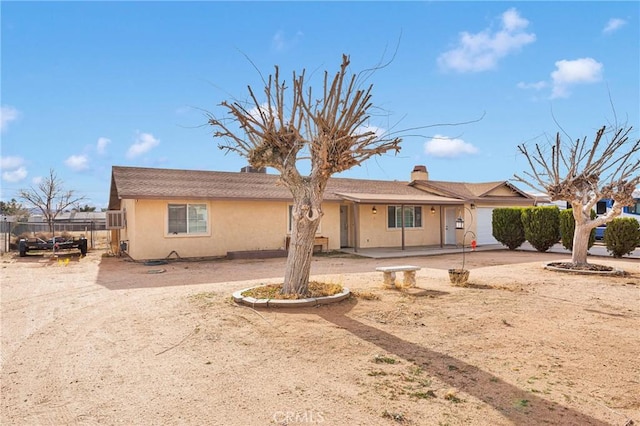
[{"left": 1, "top": 247, "right": 639, "bottom": 426}]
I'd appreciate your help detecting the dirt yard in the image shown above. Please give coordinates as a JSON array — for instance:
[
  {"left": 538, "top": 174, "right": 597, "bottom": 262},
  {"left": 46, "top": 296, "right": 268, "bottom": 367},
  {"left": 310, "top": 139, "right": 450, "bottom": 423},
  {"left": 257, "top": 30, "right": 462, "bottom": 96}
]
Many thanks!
[{"left": 1, "top": 248, "right": 638, "bottom": 425}]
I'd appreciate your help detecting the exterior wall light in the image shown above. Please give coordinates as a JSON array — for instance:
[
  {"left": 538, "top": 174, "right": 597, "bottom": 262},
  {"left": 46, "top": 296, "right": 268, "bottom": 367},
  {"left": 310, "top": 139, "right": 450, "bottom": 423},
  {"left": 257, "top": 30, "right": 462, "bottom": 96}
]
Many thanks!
[
  {"left": 455, "top": 217, "right": 464, "bottom": 229},
  {"left": 430, "top": 206, "right": 436, "bottom": 215},
  {"left": 372, "top": 206, "right": 377, "bottom": 214}
]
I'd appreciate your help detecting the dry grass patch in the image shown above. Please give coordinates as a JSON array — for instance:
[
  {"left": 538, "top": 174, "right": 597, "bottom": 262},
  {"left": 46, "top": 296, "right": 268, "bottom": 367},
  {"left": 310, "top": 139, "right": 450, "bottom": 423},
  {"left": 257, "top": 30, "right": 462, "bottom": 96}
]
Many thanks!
[
  {"left": 350, "top": 290, "right": 381, "bottom": 300},
  {"left": 240, "top": 281, "right": 343, "bottom": 299}
]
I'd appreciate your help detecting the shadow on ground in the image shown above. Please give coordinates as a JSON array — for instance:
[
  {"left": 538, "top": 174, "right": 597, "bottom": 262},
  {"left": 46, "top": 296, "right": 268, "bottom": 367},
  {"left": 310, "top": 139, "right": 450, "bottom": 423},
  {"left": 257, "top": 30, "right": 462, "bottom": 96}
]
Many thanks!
[{"left": 315, "top": 300, "right": 609, "bottom": 426}]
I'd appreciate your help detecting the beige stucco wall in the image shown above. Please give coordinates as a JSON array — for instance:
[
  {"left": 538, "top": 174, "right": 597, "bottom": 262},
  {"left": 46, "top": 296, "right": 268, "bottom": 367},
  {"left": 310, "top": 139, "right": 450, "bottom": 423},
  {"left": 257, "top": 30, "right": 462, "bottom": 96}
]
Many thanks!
[
  {"left": 355, "top": 204, "right": 442, "bottom": 249},
  {"left": 119, "top": 198, "right": 342, "bottom": 260},
  {"left": 486, "top": 186, "right": 518, "bottom": 196},
  {"left": 117, "top": 197, "right": 534, "bottom": 259}
]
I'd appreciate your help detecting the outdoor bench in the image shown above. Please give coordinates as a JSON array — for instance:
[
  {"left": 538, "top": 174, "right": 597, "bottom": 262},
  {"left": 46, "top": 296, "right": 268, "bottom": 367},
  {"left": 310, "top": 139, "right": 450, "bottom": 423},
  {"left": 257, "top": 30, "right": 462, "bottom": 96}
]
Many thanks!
[{"left": 375, "top": 265, "right": 421, "bottom": 289}]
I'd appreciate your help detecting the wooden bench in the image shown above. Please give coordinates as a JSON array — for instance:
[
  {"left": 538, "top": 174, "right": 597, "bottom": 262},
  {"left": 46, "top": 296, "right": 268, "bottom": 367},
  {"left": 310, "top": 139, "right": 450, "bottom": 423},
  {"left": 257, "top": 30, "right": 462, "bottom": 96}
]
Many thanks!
[{"left": 375, "top": 265, "right": 421, "bottom": 289}]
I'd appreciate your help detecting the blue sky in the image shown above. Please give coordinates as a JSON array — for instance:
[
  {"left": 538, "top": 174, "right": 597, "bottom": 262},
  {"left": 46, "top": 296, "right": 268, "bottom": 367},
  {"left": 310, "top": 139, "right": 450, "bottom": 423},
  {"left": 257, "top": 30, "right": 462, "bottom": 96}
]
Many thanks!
[{"left": 1, "top": 1, "right": 638, "bottom": 208}]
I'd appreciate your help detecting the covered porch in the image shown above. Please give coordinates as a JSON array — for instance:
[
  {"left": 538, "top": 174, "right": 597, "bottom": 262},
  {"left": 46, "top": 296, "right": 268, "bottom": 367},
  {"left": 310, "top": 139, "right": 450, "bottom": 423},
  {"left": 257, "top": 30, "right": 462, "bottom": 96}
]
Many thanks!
[
  {"left": 336, "top": 192, "right": 473, "bottom": 252},
  {"left": 338, "top": 243, "right": 504, "bottom": 259}
]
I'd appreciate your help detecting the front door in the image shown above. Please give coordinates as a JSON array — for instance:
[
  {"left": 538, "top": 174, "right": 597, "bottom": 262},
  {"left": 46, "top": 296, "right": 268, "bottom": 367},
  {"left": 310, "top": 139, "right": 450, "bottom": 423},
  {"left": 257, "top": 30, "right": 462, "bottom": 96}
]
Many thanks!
[
  {"left": 445, "top": 207, "right": 457, "bottom": 245},
  {"left": 340, "top": 205, "right": 349, "bottom": 247}
]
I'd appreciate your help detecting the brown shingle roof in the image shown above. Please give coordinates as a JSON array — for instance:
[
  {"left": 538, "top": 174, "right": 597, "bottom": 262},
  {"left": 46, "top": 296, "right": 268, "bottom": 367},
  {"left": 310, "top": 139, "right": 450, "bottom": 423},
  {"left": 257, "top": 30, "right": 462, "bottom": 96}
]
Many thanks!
[
  {"left": 108, "top": 166, "right": 532, "bottom": 210},
  {"left": 411, "top": 179, "right": 532, "bottom": 201},
  {"left": 108, "top": 166, "right": 432, "bottom": 209}
]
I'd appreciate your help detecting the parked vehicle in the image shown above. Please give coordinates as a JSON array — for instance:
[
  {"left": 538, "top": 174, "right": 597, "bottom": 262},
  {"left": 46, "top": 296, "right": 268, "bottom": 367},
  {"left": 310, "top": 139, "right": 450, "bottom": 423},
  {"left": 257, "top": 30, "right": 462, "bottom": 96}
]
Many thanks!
[{"left": 594, "top": 192, "right": 640, "bottom": 240}]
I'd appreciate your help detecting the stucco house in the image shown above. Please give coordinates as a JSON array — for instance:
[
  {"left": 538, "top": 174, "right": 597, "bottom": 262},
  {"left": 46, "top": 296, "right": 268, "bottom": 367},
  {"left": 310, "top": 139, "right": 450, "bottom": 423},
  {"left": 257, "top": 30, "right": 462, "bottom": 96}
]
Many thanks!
[{"left": 107, "top": 165, "right": 535, "bottom": 260}]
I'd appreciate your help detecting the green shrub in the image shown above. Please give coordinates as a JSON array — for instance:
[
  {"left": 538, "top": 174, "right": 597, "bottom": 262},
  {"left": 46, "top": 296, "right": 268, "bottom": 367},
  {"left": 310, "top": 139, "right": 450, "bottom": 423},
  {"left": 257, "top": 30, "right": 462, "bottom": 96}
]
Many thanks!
[
  {"left": 559, "top": 209, "right": 596, "bottom": 250},
  {"left": 603, "top": 217, "right": 640, "bottom": 258},
  {"left": 492, "top": 208, "right": 525, "bottom": 250},
  {"left": 521, "top": 206, "right": 561, "bottom": 252}
]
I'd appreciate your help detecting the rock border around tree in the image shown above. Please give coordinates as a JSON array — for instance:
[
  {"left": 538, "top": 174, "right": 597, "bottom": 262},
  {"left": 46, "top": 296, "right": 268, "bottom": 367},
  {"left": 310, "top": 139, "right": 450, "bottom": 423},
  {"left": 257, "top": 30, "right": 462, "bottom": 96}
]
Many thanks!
[
  {"left": 544, "top": 262, "right": 624, "bottom": 276},
  {"left": 232, "top": 285, "right": 351, "bottom": 308}
]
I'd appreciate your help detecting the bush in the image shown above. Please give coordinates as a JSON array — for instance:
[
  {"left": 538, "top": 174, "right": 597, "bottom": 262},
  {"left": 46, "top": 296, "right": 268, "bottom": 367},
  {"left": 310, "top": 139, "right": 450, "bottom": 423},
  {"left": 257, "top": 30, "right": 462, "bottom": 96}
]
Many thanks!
[
  {"left": 603, "top": 217, "right": 640, "bottom": 258},
  {"left": 521, "top": 206, "right": 561, "bottom": 252},
  {"left": 492, "top": 208, "right": 525, "bottom": 250},
  {"left": 559, "top": 209, "right": 596, "bottom": 251}
]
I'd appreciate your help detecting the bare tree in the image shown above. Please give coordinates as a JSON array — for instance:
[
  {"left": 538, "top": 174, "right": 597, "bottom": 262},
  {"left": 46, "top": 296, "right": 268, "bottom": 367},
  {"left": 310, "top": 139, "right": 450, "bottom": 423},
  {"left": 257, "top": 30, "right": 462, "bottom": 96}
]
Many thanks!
[
  {"left": 514, "top": 125, "right": 640, "bottom": 266},
  {"left": 208, "top": 55, "right": 402, "bottom": 295},
  {"left": 18, "top": 169, "right": 86, "bottom": 233}
]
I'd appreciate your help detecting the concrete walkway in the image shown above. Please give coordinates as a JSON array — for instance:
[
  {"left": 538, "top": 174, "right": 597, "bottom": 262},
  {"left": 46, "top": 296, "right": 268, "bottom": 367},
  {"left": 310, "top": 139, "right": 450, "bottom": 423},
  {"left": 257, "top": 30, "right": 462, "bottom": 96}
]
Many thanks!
[{"left": 339, "top": 242, "right": 639, "bottom": 260}]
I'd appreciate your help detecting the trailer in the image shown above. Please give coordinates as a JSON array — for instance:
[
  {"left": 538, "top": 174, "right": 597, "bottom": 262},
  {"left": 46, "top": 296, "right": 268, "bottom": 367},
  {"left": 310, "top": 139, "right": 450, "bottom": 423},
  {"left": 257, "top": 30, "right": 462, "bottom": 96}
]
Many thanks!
[{"left": 18, "top": 236, "right": 88, "bottom": 257}]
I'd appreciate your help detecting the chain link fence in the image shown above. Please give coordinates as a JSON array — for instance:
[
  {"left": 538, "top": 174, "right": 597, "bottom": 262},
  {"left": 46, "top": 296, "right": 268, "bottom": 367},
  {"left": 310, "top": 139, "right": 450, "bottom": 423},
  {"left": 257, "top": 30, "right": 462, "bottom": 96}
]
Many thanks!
[{"left": 1, "top": 220, "right": 109, "bottom": 253}]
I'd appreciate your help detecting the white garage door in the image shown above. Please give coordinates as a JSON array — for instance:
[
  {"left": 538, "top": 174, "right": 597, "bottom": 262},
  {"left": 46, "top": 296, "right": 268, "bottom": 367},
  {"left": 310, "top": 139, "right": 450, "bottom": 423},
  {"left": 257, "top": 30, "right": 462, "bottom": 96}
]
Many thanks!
[{"left": 476, "top": 207, "right": 499, "bottom": 245}]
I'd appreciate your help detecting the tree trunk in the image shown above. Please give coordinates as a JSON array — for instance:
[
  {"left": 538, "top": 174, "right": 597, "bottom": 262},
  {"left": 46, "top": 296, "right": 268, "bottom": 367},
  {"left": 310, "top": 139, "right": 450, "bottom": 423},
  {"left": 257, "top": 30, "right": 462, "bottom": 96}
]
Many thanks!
[
  {"left": 282, "top": 191, "right": 323, "bottom": 295},
  {"left": 571, "top": 222, "right": 592, "bottom": 266}
]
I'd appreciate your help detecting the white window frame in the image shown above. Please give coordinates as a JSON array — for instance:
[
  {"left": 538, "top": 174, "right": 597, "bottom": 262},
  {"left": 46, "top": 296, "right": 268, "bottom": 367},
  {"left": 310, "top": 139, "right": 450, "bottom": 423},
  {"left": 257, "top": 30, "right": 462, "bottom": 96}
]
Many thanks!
[
  {"left": 387, "top": 205, "right": 423, "bottom": 229},
  {"left": 166, "top": 203, "right": 209, "bottom": 236}
]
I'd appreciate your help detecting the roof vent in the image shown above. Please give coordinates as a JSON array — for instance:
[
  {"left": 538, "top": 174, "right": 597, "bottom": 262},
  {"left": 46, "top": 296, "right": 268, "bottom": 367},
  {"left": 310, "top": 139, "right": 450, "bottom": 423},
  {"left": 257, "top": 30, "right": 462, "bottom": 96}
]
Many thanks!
[
  {"left": 240, "top": 166, "right": 266, "bottom": 173},
  {"left": 411, "top": 165, "right": 429, "bottom": 181}
]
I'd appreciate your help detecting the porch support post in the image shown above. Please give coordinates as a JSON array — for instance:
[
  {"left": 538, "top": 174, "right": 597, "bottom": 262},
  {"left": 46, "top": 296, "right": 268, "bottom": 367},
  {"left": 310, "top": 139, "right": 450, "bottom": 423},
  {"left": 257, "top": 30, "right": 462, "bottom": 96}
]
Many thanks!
[
  {"left": 401, "top": 204, "right": 405, "bottom": 251},
  {"left": 439, "top": 205, "right": 444, "bottom": 248},
  {"left": 353, "top": 202, "right": 360, "bottom": 253}
]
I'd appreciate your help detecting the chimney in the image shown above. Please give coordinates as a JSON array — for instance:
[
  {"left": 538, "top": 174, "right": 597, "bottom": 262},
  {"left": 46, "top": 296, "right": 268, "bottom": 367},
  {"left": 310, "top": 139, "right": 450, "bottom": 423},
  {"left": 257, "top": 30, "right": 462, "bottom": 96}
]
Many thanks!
[
  {"left": 240, "top": 165, "right": 266, "bottom": 173},
  {"left": 411, "top": 165, "right": 428, "bottom": 181}
]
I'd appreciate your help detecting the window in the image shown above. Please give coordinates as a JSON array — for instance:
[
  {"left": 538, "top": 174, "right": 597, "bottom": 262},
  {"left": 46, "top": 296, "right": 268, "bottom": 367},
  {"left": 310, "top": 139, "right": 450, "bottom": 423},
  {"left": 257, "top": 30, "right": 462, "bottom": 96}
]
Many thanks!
[
  {"left": 596, "top": 201, "right": 607, "bottom": 215},
  {"left": 387, "top": 206, "right": 422, "bottom": 228},
  {"left": 168, "top": 204, "right": 207, "bottom": 235}
]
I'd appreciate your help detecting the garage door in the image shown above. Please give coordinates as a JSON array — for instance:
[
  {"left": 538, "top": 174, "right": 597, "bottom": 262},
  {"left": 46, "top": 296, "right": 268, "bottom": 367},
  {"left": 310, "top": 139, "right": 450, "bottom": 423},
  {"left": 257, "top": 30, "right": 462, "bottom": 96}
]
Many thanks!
[{"left": 476, "top": 207, "right": 499, "bottom": 245}]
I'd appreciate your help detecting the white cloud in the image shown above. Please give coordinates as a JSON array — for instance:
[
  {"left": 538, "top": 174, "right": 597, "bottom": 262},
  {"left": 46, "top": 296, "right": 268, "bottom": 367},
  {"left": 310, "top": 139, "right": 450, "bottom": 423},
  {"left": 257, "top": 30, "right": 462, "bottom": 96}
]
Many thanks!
[
  {"left": 271, "top": 30, "right": 304, "bottom": 52},
  {"left": 1, "top": 105, "right": 20, "bottom": 132},
  {"left": 517, "top": 81, "right": 548, "bottom": 91},
  {"left": 2, "top": 166, "right": 28, "bottom": 183},
  {"left": 424, "top": 135, "right": 479, "bottom": 158},
  {"left": 126, "top": 132, "right": 160, "bottom": 159},
  {"left": 438, "top": 8, "right": 536, "bottom": 73},
  {"left": 550, "top": 58, "right": 603, "bottom": 99},
  {"left": 248, "top": 103, "right": 272, "bottom": 123},
  {"left": 0, "top": 155, "right": 24, "bottom": 170},
  {"left": 65, "top": 154, "right": 90, "bottom": 171},
  {"left": 96, "top": 137, "right": 111, "bottom": 155},
  {"left": 1, "top": 156, "right": 27, "bottom": 182},
  {"left": 354, "top": 125, "right": 385, "bottom": 138},
  {"left": 603, "top": 18, "right": 626, "bottom": 34},
  {"left": 517, "top": 81, "right": 549, "bottom": 90}
]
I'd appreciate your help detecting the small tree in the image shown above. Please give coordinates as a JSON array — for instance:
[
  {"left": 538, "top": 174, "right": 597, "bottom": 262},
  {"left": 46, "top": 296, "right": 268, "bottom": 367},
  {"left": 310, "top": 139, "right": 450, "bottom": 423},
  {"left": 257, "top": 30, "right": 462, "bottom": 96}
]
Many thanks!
[
  {"left": 492, "top": 207, "right": 525, "bottom": 250},
  {"left": 603, "top": 217, "right": 640, "bottom": 258},
  {"left": 521, "top": 206, "right": 561, "bottom": 252},
  {"left": 74, "top": 204, "right": 97, "bottom": 212},
  {"left": 515, "top": 125, "right": 640, "bottom": 266},
  {"left": 208, "top": 55, "right": 402, "bottom": 295},
  {"left": 0, "top": 198, "right": 29, "bottom": 220},
  {"left": 559, "top": 208, "right": 596, "bottom": 251},
  {"left": 18, "top": 169, "right": 85, "bottom": 233}
]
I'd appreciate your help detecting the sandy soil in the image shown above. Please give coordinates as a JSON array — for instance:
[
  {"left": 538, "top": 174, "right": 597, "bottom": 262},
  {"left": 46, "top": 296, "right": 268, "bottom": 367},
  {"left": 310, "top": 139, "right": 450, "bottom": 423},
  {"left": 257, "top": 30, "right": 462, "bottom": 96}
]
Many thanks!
[{"left": 1, "top": 248, "right": 639, "bottom": 425}]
